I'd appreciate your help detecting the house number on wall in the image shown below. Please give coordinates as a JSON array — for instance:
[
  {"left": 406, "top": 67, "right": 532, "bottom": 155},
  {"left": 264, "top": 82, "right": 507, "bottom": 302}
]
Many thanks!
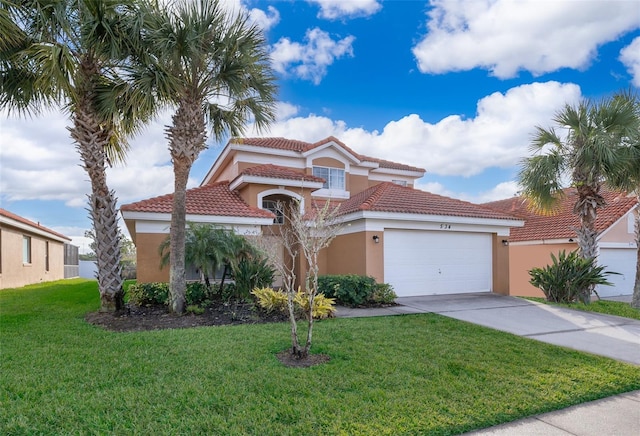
[{"left": 440, "top": 224, "right": 451, "bottom": 229}]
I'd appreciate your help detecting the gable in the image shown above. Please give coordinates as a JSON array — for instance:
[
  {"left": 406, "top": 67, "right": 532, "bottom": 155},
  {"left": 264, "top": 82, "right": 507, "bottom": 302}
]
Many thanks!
[{"left": 201, "top": 136, "right": 425, "bottom": 187}]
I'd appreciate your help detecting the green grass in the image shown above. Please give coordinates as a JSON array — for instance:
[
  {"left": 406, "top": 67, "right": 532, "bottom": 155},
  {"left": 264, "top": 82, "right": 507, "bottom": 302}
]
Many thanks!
[
  {"left": 2, "top": 280, "right": 639, "bottom": 435},
  {"left": 524, "top": 297, "right": 640, "bottom": 320}
]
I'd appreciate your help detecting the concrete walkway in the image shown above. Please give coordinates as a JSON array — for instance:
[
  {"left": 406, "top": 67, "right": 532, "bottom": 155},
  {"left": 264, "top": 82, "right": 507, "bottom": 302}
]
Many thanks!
[{"left": 335, "top": 293, "right": 640, "bottom": 435}]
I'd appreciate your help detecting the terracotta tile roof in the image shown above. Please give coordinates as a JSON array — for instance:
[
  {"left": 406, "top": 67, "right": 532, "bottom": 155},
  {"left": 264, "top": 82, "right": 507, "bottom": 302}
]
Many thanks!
[
  {"left": 240, "top": 164, "right": 325, "bottom": 183},
  {"left": 231, "top": 136, "right": 425, "bottom": 173},
  {"left": 335, "top": 182, "right": 519, "bottom": 220},
  {"left": 120, "top": 182, "right": 274, "bottom": 219},
  {"left": 0, "top": 208, "right": 71, "bottom": 241},
  {"left": 483, "top": 189, "right": 638, "bottom": 242}
]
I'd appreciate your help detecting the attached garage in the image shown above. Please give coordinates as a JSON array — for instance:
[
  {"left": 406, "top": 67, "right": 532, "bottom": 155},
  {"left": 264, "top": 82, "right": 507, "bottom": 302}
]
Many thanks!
[
  {"left": 597, "top": 247, "right": 637, "bottom": 297},
  {"left": 384, "top": 229, "right": 493, "bottom": 297}
]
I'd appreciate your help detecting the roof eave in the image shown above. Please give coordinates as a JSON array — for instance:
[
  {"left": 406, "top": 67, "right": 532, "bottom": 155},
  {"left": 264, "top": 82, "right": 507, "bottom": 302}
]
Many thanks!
[{"left": 230, "top": 174, "right": 324, "bottom": 191}]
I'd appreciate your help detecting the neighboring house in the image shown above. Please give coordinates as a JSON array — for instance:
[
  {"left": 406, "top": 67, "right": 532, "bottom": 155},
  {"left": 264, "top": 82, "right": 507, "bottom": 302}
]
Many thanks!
[
  {"left": 0, "top": 208, "right": 77, "bottom": 289},
  {"left": 122, "top": 136, "right": 523, "bottom": 297},
  {"left": 484, "top": 190, "right": 638, "bottom": 298}
]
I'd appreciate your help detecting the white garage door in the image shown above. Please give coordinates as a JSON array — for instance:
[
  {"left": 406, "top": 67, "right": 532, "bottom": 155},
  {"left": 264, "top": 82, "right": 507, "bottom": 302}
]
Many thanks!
[
  {"left": 597, "top": 248, "right": 637, "bottom": 297},
  {"left": 384, "top": 230, "right": 492, "bottom": 297}
]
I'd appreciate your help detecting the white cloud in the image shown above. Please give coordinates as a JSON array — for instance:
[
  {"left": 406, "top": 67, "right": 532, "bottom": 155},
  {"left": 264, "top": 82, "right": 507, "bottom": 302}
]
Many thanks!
[
  {"left": 414, "top": 180, "right": 519, "bottom": 204},
  {"left": 413, "top": 0, "right": 640, "bottom": 78},
  {"left": 309, "top": 0, "right": 381, "bottom": 20},
  {"left": 248, "top": 5, "right": 280, "bottom": 31},
  {"left": 270, "top": 27, "right": 355, "bottom": 84},
  {"left": 275, "top": 102, "right": 300, "bottom": 121},
  {"left": 0, "top": 109, "right": 197, "bottom": 208},
  {"left": 256, "top": 81, "right": 582, "bottom": 177},
  {"left": 414, "top": 181, "right": 457, "bottom": 198},
  {"left": 473, "top": 181, "right": 520, "bottom": 203},
  {"left": 620, "top": 36, "right": 640, "bottom": 87}
]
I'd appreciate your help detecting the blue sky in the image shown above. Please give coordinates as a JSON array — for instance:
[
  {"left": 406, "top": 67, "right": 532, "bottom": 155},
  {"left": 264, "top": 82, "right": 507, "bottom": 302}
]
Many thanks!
[{"left": 1, "top": 0, "right": 639, "bottom": 252}]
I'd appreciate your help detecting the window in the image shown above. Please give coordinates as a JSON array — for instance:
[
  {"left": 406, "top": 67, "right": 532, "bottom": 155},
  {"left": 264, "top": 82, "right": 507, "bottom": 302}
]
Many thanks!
[
  {"left": 263, "top": 199, "right": 284, "bottom": 224},
  {"left": 312, "top": 166, "right": 345, "bottom": 190},
  {"left": 23, "top": 236, "right": 32, "bottom": 264},
  {"left": 392, "top": 179, "right": 407, "bottom": 187},
  {"left": 45, "top": 241, "right": 50, "bottom": 271}
]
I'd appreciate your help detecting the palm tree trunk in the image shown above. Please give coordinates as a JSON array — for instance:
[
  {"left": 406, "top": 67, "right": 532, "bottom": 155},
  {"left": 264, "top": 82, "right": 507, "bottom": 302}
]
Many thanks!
[
  {"left": 70, "top": 58, "right": 123, "bottom": 313},
  {"left": 573, "top": 181, "right": 606, "bottom": 303},
  {"left": 632, "top": 204, "right": 640, "bottom": 309},
  {"left": 166, "top": 95, "right": 207, "bottom": 314},
  {"left": 169, "top": 157, "right": 189, "bottom": 314}
]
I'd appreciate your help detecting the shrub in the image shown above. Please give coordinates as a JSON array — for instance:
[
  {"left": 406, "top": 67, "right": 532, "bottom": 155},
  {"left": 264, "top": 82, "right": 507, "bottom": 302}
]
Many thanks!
[
  {"left": 185, "top": 282, "right": 211, "bottom": 307},
  {"left": 251, "top": 287, "right": 335, "bottom": 319},
  {"left": 318, "top": 275, "right": 395, "bottom": 307},
  {"left": 127, "top": 282, "right": 214, "bottom": 307},
  {"left": 232, "top": 257, "right": 275, "bottom": 300},
  {"left": 127, "top": 282, "right": 169, "bottom": 306},
  {"left": 294, "top": 291, "right": 336, "bottom": 319},
  {"left": 529, "top": 250, "right": 617, "bottom": 304},
  {"left": 369, "top": 283, "right": 397, "bottom": 305},
  {"left": 318, "top": 274, "right": 376, "bottom": 307},
  {"left": 251, "top": 287, "right": 288, "bottom": 313}
]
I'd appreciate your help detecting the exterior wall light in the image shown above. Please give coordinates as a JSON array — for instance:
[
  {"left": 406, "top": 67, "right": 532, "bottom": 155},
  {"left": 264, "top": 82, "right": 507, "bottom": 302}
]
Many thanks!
[
  {"left": 372, "top": 235, "right": 380, "bottom": 243},
  {"left": 501, "top": 239, "right": 509, "bottom": 246}
]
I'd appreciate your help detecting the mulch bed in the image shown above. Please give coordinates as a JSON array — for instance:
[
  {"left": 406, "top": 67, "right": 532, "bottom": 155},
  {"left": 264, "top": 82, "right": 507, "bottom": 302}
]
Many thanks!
[{"left": 85, "top": 302, "right": 288, "bottom": 333}]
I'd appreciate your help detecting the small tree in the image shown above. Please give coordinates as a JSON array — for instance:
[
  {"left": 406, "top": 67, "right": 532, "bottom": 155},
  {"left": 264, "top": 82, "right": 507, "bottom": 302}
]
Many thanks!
[{"left": 258, "top": 199, "right": 342, "bottom": 360}]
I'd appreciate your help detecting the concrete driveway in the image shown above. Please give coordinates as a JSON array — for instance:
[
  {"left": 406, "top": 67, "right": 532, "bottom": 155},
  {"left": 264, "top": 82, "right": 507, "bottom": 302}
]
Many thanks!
[{"left": 336, "top": 293, "right": 640, "bottom": 365}]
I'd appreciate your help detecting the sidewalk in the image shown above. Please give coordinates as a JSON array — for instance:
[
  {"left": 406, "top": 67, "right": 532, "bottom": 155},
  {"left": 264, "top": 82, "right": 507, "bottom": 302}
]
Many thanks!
[
  {"left": 335, "top": 293, "right": 640, "bottom": 435},
  {"left": 464, "top": 390, "right": 640, "bottom": 436}
]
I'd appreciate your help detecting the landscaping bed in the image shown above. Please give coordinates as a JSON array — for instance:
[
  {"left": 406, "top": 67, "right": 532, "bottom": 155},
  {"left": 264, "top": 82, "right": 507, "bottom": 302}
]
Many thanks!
[{"left": 85, "top": 301, "right": 288, "bottom": 332}]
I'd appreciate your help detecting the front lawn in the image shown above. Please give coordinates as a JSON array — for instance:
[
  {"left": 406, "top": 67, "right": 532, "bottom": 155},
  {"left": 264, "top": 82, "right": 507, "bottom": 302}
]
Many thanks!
[
  {"left": 2, "top": 280, "right": 639, "bottom": 435},
  {"left": 524, "top": 297, "right": 640, "bottom": 321}
]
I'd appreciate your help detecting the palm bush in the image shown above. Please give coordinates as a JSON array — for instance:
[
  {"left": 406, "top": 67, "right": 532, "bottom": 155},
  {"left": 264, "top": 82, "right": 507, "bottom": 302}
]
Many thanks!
[
  {"left": 232, "top": 257, "right": 275, "bottom": 300},
  {"left": 529, "top": 250, "right": 617, "bottom": 303}
]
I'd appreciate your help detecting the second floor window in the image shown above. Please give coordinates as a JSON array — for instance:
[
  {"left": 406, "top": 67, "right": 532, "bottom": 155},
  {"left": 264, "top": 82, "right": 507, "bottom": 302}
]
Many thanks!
[{"left": 312, "top": 166, "right": 345, "bottom": 190}]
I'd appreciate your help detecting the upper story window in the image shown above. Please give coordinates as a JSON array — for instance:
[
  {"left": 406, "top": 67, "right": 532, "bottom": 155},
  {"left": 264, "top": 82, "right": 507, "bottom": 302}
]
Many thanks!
[
  {"left": 23, "top": 235, "right": 32, "bottom": 264},
  {"left": 392, "top": 179, "right": 407, "bottom": 187},
  {"left": 263, "top": 199, "right": 284, "bottom": 225},
  {"left": 312, "top": 166, "right": 345, "bottom": 190}
]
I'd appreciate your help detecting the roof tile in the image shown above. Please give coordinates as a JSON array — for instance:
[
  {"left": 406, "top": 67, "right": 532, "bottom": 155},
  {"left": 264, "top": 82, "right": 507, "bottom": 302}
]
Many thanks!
[
  {"left": 483, "top": 189, "right": 637, "bottom": 242},
  {"left": 232, "top": 136, "right": 425, "bottom": 173},
  {"left": 120, "top": 182, "right": 274, "bottom": 219},
  {"left": 240, "top": 164, "right": 325, "bottom": 183},
  {"left": 336, "top": 183, "right": 519, "bottom": 220}
]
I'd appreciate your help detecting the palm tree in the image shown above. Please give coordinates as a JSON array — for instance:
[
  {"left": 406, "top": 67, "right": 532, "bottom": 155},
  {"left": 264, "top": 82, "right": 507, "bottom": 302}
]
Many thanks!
[
  {"left": 1, "top": 0, "right": 149, "bottom": 312},
  {"left": 518, "top": 91, "right": 639, "bottom": 303},
  {"left": 135, "top": 0, "right": 276, "bottom": 313},
  {"left": 605, "top": 92, "right": 640, "bottom": 308}
]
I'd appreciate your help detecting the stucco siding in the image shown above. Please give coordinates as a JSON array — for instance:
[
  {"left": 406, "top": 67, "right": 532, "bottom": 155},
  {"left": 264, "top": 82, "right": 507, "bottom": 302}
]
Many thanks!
[
  {"left": 135, "top": 233, "right": 170, "bottom": 283},
  {"left": 492, "top": 235, "right": 510, "bottom": 295},
  {"left": 324, "top": 231, "right": 383, "bottom": 283},
  {"left": 509, "top": 243, "right": 576, "bottom": 297},
  {"left": 0, "top": 226, "right": 66, "bottom": 289},
  {"left": 599, "top": 211, "right": 636, "bottom": 244}
]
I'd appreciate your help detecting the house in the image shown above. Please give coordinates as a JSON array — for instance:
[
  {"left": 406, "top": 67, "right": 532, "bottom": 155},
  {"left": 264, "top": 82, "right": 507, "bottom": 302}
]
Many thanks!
[
  {"left": 484, "top": 190, "right": 638, "bottom": 298},
  {"left": 0, "top": 208, "right": 78, "bottom": 289},
  {"left": 121, "top": 136, "right": 524, "bottom": 297}
]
